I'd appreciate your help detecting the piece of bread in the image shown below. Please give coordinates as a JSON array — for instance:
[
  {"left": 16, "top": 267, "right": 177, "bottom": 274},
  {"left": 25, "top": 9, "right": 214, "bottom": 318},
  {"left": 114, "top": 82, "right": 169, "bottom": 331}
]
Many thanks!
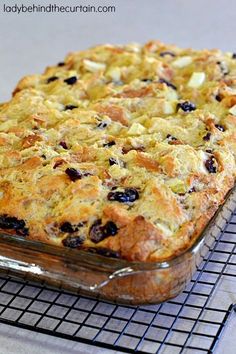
[{"left": 0, "top": 40, "right": 236, "bottom": 262}]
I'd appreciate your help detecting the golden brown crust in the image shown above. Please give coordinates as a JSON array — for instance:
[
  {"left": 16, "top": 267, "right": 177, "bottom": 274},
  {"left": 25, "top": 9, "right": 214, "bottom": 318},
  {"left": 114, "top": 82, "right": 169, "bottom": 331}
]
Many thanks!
[
  {"left": 0, "top": 40, "right": 236, "bottom": 262},
  {"left": 104, "top": 216, "right": 163, "bottom": 261},
  {"left": 95, "top": 104, "right": 129, "bottom": 126}
]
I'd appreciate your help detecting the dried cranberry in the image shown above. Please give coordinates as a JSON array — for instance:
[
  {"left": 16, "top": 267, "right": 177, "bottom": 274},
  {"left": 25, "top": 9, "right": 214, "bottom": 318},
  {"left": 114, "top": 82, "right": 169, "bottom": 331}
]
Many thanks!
[
  {"left": 47, "top": 76, "right": 58, "bottom": 84},
  {"left": 107, "top": 188, "right": 139, "bottom": 203},
  {"left": 89, "top": 219, "right": 118, "bottom": 243},
  {"left": 58, "top": 62, "right": 65, "bottom": 66},
  {"left": 205, "top": 156, "right": 217, "bottom": 173},
  {"left": 86, "top": 247, "right": 120, "bottom": 258},
  {"left": 59, "top": 141, "right": 68, "bottom": 149},
  {"left": 103, "top": 141, "right": 116, "bottom": 147},
  {"left": 64, "top": 76, "right": 77, "bottom": 85},
  {"left": 109, "top": 157, "right": 118, "bottom": 166},
  {"left": 62, "top": 235, "right": 84, "bottom": 248},
  {"left": 177, "top": 101, "right": 196, "bottom": 112},
  {"left": 0, "top": 215, "right": 29, "bottom": 236},
  {"left": 203, "top": 132, "right": 211, "bottom": 141},
  {"left": 215, "top": 124, "right": 225, "bottom": 132},
  {"left": 65, "top": 168, "right": 82, "bottom": 181},
  {"left": 64, "top": 105, "right": 78, "bottom": 111},
  {"left": 160, "top": 51, "right": 176, "bottom": 57},
  {"left": 159, "top": 78, "right": 177, "bottom": 90}
]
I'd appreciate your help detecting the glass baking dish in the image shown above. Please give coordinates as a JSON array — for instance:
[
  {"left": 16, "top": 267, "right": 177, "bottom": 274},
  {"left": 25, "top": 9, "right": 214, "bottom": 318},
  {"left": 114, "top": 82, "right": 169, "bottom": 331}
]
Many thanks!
[{"left": 0, "top": 187, "right": 235, "bottom": 305}]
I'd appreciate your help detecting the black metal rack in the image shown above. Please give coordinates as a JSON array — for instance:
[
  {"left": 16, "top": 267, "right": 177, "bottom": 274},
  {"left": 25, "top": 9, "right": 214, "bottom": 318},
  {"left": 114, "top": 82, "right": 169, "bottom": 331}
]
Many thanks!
[{"left": 0, "top": 213, "right": 235, "bottom": 354}]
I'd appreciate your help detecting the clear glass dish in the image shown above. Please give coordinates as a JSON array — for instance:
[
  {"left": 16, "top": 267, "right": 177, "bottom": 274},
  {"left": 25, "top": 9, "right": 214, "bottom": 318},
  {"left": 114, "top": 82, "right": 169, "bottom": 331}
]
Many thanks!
[{"left": 0, "top": 188, "right": 235, "bottom": 305}]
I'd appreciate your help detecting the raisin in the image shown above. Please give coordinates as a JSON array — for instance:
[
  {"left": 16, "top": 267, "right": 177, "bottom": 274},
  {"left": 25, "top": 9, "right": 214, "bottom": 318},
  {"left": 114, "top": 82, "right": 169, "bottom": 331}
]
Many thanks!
[
  {"left": 16, "top": 228, "right": 29, "bottom": 236},
  {"left": 64, "top": 76, "right": 77, "bottom": 85},
  {"left": 109, "top": 157, "right": 118, "bottom": 166},
  {"left": 177, "top": 101, "right": 196, "bottom": 112},
  {"left": 62, "top": 235, "right": 84, "bottom": 248},
  {"left": 58, "top": 62, "right": 65, "bottom": 66},
  {"left": 0, "top": 215, "right": 25, "bottom": 230},
  {"left": 60, "top": 221, "right": 85, "bottom": 233},
  {"left": 159, "top": 78, "right": 177, "bottom": 90},
  {"left": 215, "top": 124, "right": 225, "bottom": 132},
  {"left": 103, "top": 221, "right": 118, "bottom": 236},
  {"left": 216, "top": 61, "right": 228, "bottom": 75},
  {"left": 47, "top": 76, "right": 58, "bottom": 84},
  {"left": 188, "top": 187, "right": 196, "bottom": 193},
  {"left": 82, "top": 172, "right": 93, "bottom": 177},
  {"left": 107, "top": 188, "right": 139, "bottom": 203},
  {"left": 86, "top": 247, "right": 120, "bottom": 258},
  {"left": 0, "top": 215, "right": 29, "bottom": 236},
  {"left": 232, "top": 53, "right": 236, "bottom": 59},
  {"left": 166, "top": 134, "right": 177, "bottom": 142},
  {"left": 89, "top": 219, "right": 104, "bottom": 243},
  {"left": 160, "top": 51, "right": 176, "bottom": 57},
  {"left": 65, "top": 168, "right": 82, "bottom": 181},
  {"left": 97, "top": 122, "right": 108, "bottom": 129},
  {"left": 60, "top": 222, "right": 74, "bottom": 233},
  {"left": 141, "top": 78, "right": 153, "bottom": 83},
  {"left": 103, "top": 141, "right": 116, "bottom": 147},
  {"left": 89, "top": 220, "right": 118, "bottom": 243},
  {"left": 215, "top": 94, "right": 222, "bottom": 102},
  {"left": 64, "top": 105, "right": 78, "bottom": 111},
  {"left": 203, "top": 132, "right": 211, "bottom": 141},
  {"left": 59, "top": 141, "right": 68, "bottom": 149},
  {"left": 41, "top": 154, "right": 46, "bottom": 160},
  {"left": 205, "top": 156, "right": 217, "bottom": 173}
]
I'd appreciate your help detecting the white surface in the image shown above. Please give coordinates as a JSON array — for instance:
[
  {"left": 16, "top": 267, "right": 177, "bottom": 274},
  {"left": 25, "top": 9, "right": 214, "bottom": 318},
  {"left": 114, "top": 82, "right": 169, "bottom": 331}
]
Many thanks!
[
  {"left": 0, "top": 0, "right": 236, "bottom": 353},
  {"left": 0, "top": 325, "right": 116, "bottom": 354}
]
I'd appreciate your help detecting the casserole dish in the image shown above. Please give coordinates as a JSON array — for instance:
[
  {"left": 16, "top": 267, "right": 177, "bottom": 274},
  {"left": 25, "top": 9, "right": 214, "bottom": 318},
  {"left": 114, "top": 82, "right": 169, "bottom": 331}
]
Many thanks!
[
  {"left": 1, "top": 41, "right": 236, "bottom": 304},
  {"left": 0, "top": 186, "right": 234, "bottom": 305}
]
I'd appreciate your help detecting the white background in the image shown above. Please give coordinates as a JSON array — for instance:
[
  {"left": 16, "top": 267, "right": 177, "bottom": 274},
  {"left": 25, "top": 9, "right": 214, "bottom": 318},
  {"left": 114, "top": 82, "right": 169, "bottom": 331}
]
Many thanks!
[{"left": 0, "top": 0, "right": 236, "bottom": 353}]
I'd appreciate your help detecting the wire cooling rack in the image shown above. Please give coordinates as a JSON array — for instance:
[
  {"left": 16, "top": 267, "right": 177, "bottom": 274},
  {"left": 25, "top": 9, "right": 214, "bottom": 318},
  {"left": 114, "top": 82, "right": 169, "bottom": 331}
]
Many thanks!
[{"left": 0, "top": 213, "right": 235, "bottom": 353}]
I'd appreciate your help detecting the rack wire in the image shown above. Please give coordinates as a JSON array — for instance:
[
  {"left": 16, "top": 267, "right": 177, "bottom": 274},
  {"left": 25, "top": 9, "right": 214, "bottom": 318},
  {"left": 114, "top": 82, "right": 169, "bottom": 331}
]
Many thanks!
[{"left": 0, "top": 213, "right": 235, "bottom": 354}]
